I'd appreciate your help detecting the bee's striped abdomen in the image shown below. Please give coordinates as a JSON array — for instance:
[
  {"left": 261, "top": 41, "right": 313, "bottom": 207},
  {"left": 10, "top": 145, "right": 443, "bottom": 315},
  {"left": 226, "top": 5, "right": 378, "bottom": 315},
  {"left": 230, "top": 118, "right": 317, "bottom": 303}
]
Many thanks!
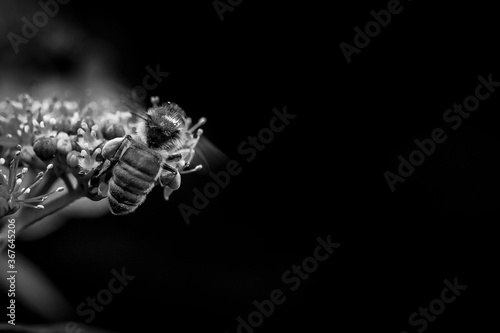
[{"left": 108, "top": 144, "right": 162, "bottom": 215}]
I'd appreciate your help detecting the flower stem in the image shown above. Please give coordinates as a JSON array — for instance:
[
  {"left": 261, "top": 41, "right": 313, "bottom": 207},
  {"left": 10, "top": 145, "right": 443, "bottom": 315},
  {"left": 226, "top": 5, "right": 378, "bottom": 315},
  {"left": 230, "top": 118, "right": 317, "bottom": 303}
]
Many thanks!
[
  {"left": 60, "top": 172, "right": 76, "bottom": 192},
  {"left": 29, "top": 169, "right": 58, "bottom": 198},
  {"left": 20, "top": 188, "right": 84, "bottom": 232},
  {"left": 0, "top": 189, "right": 84, "bottom": 253}
]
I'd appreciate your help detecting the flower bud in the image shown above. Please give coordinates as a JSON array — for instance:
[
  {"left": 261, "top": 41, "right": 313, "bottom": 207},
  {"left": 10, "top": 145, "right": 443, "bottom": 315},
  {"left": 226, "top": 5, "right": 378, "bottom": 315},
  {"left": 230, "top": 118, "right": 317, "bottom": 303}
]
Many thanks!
[
  {"left": 66, "top": 150, "right": 80, "bottom": 168},
  {"left": 56, "top": 132, "right": 73, "bottom": 155},
  {"left": 33, "top": 137, "right": 56, "bottom": 161},
  {"left": 20, "top": 145, "right": 46, "bottom": 170},
  {"left": 168, "top": 172, "right": 181, "bottom": 190},
  {"left": 70, "top": 118, "right": 96, "bottom": 135},
  {"left": 102, "top": 123, "right": 125, "bottom": 140},
  {"left": 57, "top": 131, "right": 69, "bottom": 139}
]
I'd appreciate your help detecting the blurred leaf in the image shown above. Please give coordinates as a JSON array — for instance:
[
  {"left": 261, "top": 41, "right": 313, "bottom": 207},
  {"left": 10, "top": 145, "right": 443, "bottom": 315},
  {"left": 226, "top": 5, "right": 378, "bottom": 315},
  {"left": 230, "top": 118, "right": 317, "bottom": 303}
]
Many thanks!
[
  {"left": 14, "top": 177, "right": 109, "bottom": 241},
  {"left": 19, "top": 196, "right": 110, "bottom": 241},
  {"left": 0, "top": 322, "right": 119, "bottom": 333},
  {"left": 191, "top": 136, "right": 229, "bottom": 174},
  {"left": 0, "top": 135, "right": 20, "bottom": 148},
  {"left": 0, "top": 251, "right": 72, "bottom": 321}
]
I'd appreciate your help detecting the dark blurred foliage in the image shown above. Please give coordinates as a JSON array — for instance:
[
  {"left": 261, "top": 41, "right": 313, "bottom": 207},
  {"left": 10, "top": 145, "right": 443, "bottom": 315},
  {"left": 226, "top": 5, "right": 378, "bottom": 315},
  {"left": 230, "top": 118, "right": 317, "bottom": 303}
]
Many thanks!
[{"left": 0, "top": 0, "right": 499, "bottom": 332}]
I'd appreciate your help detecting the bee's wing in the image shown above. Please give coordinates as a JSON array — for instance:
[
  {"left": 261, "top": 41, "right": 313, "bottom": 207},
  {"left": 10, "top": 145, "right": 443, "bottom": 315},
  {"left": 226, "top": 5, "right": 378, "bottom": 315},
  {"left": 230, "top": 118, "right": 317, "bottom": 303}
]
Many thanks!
[
  {"left": 187, "top": 136, "right": 229, "bottom": 174},
  {"left": 115, "top": 98, "right": 149, "bottom": 122},
  {"left": 108, "top": 84, "right": 150, "bottom": 122},
  {"left": 164, "top": 136, "right": 228, "bottom": 201}
]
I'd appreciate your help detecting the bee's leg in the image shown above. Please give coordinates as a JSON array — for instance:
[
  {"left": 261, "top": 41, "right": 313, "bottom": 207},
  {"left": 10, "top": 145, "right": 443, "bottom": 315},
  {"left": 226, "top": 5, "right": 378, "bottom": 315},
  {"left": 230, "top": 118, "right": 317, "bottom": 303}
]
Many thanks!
[
  {"left": 97, "top": 135, "right": 133, "bottom": 178},
  {"left": 102, "top": 135, "right": 133, "bottom": 161},
  {"left": 160, "top": 163, "right": 177, "bottom": 173},
  {"left": 182, "top": 129, "right": 203, "bottom": 168},
  {"left": 166, "top": 149, "right": 191, "bottom": 164},
  {"left": 165, "top": 153, "right": 183, "bottom": 163},
  {"left": 182, "top": 148, "right": 196, "bottom": 168},
  {"left": 169, "top": 147, "right": 202, "bottom": 174},
  {"left": 159, "top": 163, "right": 180, "bottom": 189},
  {"left": 96, "top": 160, "right": 114, "bottom": 180}
]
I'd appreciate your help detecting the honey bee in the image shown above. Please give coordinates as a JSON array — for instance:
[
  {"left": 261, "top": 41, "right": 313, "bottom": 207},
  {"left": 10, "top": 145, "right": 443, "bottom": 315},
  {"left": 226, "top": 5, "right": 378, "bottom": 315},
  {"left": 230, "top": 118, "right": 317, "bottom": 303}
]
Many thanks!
[{"left": 97, "top": 101, "right": 205, "bottom": 215}]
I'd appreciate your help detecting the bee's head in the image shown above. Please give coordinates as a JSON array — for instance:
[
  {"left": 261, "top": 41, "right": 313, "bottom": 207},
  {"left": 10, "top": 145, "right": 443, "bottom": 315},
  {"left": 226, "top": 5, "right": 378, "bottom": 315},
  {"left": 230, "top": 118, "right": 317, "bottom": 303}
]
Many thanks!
[{"left": 142, "top": 103, "right": 187, "bottom": 151}]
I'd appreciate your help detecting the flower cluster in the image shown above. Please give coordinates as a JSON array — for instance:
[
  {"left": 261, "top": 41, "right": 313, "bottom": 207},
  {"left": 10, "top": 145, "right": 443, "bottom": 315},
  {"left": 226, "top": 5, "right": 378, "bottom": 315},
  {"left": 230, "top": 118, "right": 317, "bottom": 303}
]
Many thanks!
[
  {"left": 0, "top": 94, "right": 126, "bottom": 219},
  {"left": 0, "top": 93, "right": 204, "bottom": 221}
]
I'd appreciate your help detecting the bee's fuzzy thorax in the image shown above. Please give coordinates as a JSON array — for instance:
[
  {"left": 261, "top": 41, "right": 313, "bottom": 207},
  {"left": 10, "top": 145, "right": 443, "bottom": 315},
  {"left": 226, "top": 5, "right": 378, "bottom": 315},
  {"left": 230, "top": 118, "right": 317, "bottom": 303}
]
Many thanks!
[
  {"left": 147, "top": 103, "right": 186, "bottom": 130},
  {"left": 141, "top": 103, "right": 188, "bottom": 152}
]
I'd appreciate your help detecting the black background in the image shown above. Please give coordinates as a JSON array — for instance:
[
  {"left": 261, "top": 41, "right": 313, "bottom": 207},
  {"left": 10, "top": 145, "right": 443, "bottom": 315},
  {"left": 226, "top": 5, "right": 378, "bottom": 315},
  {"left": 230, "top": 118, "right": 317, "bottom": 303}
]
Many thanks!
[{"left": 1, "top": 0, "right": 499, "bottom": 332}]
